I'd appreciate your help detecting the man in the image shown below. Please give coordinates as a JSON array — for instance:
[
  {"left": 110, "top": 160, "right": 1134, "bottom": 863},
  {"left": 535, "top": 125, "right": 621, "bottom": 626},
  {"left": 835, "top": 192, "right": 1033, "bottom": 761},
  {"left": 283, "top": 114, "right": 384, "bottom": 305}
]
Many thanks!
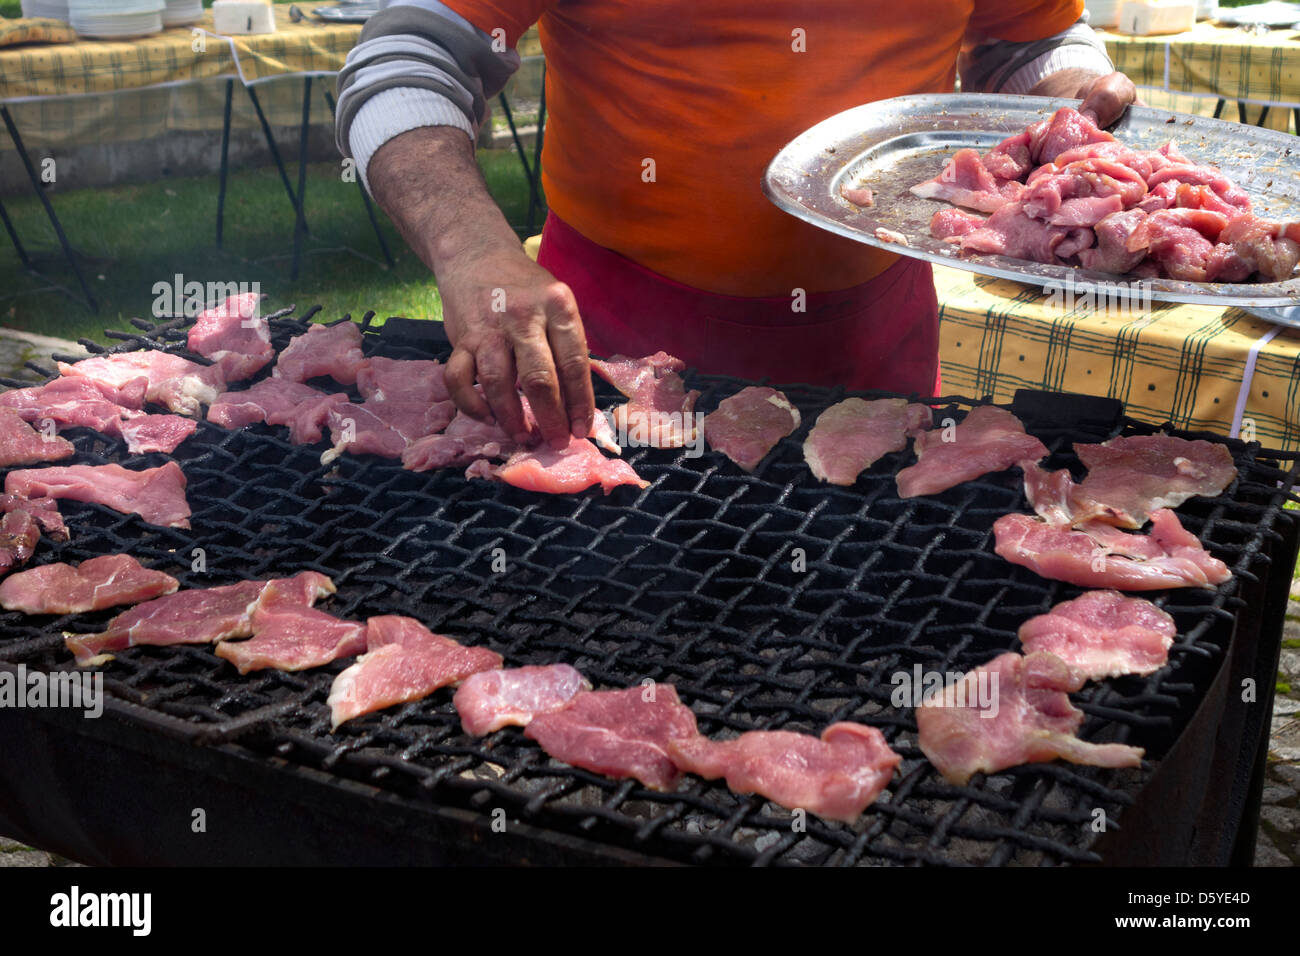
[{"left": 335, "top": 1, "right": 1136, "bottom": 450}]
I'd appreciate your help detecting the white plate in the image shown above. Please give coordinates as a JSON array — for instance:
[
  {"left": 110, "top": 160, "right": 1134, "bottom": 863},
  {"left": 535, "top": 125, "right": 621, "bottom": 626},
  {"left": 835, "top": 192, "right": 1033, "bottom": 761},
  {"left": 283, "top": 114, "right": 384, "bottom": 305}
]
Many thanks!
[
  {"left": 1213, "top": 1, "right": 1300, "bottom": 26},
  {"left": 71, "top": 11, "right": 163, "bottom": 35}
]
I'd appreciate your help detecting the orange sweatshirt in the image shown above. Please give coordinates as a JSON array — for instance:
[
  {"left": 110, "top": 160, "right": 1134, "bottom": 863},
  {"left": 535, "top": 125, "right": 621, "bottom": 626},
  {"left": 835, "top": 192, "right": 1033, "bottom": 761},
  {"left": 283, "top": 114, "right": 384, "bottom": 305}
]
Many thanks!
[{"left": 444, "top": 1, "right": 1083, "bottom": 296}]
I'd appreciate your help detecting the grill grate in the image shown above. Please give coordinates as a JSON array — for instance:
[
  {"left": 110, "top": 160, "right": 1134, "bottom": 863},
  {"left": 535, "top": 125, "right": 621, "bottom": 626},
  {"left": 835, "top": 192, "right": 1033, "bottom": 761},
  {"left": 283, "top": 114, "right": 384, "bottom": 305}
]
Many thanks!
[{"left": 1, "top": 307, "right": 1296, "bottom": 866}]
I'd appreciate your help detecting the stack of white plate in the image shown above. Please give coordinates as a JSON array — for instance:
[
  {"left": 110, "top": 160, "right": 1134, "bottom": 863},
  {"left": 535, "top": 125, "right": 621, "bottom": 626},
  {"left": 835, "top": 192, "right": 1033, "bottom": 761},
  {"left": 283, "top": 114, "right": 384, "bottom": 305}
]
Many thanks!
[
  {"left": 67, "top": 0, "right": 165, "bottom": 38},
  {"left": 161, "top": 0, "right": 203, "bottom": 26},
  {"left": 1086, "top": 0, "right": 1121, "bottom": 28},
  {"left": 20, "top": 0, "right": 72, "bottom": 19}
]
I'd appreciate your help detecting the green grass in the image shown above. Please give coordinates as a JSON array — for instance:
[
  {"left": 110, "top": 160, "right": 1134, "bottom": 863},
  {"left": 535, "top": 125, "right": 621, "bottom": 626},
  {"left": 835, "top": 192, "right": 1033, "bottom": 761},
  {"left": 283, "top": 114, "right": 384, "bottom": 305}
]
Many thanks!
[{"left": 0, "top": 148, "right": 544, "bottom": 342}]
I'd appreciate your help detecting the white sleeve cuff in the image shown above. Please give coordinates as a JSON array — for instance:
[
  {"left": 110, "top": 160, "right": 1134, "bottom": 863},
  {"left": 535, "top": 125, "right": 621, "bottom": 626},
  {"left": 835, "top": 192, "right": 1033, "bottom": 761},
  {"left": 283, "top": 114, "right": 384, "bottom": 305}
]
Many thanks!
[
  {"left": 999, "top": 43, "right": 1116, "bottom": 96},
  {"left": 348, "top": 86, "right": 477, "bottom": 192}
]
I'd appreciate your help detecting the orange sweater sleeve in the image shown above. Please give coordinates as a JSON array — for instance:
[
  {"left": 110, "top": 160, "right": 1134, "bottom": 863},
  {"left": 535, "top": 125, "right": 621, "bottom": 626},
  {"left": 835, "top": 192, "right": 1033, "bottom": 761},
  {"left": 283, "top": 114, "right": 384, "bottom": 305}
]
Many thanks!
[
  {"left": 442, "top": 0, "right": 553, "bottom": 48},
  {"left": 967, "top": 0, "right": 1086, "bottom": 43}
]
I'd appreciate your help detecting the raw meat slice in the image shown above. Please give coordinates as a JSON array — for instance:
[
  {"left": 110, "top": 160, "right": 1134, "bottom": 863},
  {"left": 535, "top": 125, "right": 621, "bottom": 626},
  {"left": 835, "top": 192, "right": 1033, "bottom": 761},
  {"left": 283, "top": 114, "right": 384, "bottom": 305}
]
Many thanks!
[
  {"left": 703, "top": 386, "right": 800, "bottom": 472},
  {"left": 116, "top": 413, "right": 198, "bottom": 454},
  {"left": 273, "top": 321, "right": 366, "bottom": 385},
  {"left": 356, "top": 356, "right": 451, "bottom": 405},
  {"left": 0, "top": 554, "right": 179, "bottom": 615},
  {"left": 590, "top": 352, "right": 700, "bottom": 449},
  {"left": 0, "top": 377, "right": 136, "bottom": 433},
  {"left": 1051, "top": 142, "right": 1154, "bottom": 181},
  {"left": 1020, "top": 159, "right": 1146, "bottom": 225},
  {"left": 5, "top": 461, "right": 191, "bottom": 529},
  {"left": 264, "top": 390, "right": 350, "bottom": 445},
  {"left": 874, "top": 227, "right": 909, "bottom": 245},
  {"left": 470, "top": 436, "right": 649, "bottom": 494},
  {"left": 216, "top": 606, "right": 367, "bottom": 674},
  {"left": 454, "top": 664, "right": 591, "bottom": 735},
  {"left": 956, "top": 203, "right": 1082, "bottom": 263},
  {"left": 896, "top": 405, "right": 1046, "bottom": 498},
  {"left": 0, "top": 493, "right": 67, "bottom": 540},
  {"left": 667, "top": 722, "right": 901, "bottom": 823},
  {"left": 59, "top": 351, "right": 224, "bottom": 418},
  {"left": 0, "top": 375, "right": 146, "bottom": 415},
  {"left": 187, "top": 292, "right": 273, "bottom": 383},
  {"left": 916, "top": 651, "right": 1144, "bottom": 784},
  {"left": 910, "top": 148, "right": 1013, "bottom": 213},
  {"left": 1125, "top": 208, "right": 1227, "bottom": 280},
  {"left": 841, "top": 184, "right": 874, "bottom": 206},
  {"left": 322, "top": 404, "right": 407, "bottom": 462},
  {"left": 803, "top": 398, "right": 932, "bottom": 486},
  {"left": 524, "top": 684, "right": 703, "bottom": 790},
  {"left": 1072, "top": 435, "right": 1235, "bottom": 527},
  {"left": 1219, "top": 212, "right": 1300, "bottom": 282},
  {"left": 0, "top": 378, "right": 196, "bottom": 454},
  {"left": 327, "top": 615, "right": 503, "bottom": 728},
  {"left": 0, "top": 511, "right": 40, "bottom": 577},
  {"left": 65, "top": 578, "right": 266, "bottom": 665},
  {"left": 1146, "top": 164, "right": 1252, "bottom": 210},
  {"left": 0, "top": 406, "right": 75, "bottom": 466},
  {"left": 1205, "top": 243, "right": 1254, "bottom": 282},
  {"left": 931, "top": 208, "right": 985, "bottom": 240},
  {"left": 1023, "top": 436, "right": 1235, "bottom": 530},
  {"left": 64, "top": 571, "right": 332, "bottom": 666},
  {"left": 993, "top": 509, "right": 1232, "bottom": 590},
  {"left": 1017, "top": 590, "right": 1175, "bottom": 680},
  {"left": 207, "top": 378, "right": 346, "bottom": 439},
  {"left": 1077, "top": 209, "right": 1148, "bottom": 274},
  {"left": 983, "top": 130, "right": 1033, "bottom": 181},
  {"left": 1028, "top": 107, "right": 1115, "bottom": 165},
  {"left": 320, "top": 400, "right": 455, "bottom": 463},
  {"left": 401, "top": 411, "right": 519, "bottom": 471}
]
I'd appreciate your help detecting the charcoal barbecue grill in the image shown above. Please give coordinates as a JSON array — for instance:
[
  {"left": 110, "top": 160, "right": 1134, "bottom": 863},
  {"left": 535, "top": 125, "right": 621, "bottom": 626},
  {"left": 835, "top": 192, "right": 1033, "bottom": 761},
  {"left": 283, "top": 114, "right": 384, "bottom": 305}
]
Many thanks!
[{"left": 0, "top": 308, "right": 1296, "bottom": 866}]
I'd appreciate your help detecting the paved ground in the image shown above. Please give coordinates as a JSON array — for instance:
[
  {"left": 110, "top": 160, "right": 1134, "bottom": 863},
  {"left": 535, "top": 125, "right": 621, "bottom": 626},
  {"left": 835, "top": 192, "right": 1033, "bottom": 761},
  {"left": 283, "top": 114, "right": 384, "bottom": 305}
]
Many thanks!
[
  {"left": 0, "top": 326, "right": 1297, "bottom": 866},
  {"left": 0, "top": 327, "right": 88, "bottom": 384},
  {"left": 1255, "top": 580, "right": 1300, "bottom": 865}
]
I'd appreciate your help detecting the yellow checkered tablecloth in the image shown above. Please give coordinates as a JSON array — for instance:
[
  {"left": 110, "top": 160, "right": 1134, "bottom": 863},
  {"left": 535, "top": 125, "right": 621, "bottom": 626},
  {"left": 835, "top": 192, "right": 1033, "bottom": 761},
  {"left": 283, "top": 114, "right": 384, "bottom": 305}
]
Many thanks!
[
  {"left": 934, "top": 265, "right": 1300, "bottom": 451},
  {"left": 0, "top": 7, "right": 359, "bottom": 102},
  {"left": 1101, "top": 21, "right": 1300, "bottom": 127}
]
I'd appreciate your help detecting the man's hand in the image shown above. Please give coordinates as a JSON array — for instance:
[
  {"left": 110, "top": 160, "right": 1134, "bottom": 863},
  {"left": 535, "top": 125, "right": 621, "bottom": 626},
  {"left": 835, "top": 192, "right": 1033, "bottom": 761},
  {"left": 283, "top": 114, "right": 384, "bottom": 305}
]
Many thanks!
[
  {"left": 438, "top": 245, "right": 594, "bottom": 448},
  {"left": 1028, "top": 69, "right": 1138, "bottom": 127},
  {"left": 366, "top": 125, "right": 594, "bottom": 449}
]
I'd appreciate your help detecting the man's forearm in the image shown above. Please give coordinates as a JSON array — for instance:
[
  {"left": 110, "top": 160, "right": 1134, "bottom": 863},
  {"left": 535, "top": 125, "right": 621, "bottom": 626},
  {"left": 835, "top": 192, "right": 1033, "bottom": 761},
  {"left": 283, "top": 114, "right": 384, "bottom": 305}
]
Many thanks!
[{"left": 366, "top": 125, "right": 523, "bottom": 275}]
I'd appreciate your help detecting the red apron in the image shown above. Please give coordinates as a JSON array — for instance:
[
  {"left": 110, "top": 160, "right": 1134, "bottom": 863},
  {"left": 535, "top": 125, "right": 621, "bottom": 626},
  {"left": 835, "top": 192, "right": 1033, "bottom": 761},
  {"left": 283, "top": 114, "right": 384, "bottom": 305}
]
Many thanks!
[{"left": 537, "top": 212, "right": 941, "bottom": 397}]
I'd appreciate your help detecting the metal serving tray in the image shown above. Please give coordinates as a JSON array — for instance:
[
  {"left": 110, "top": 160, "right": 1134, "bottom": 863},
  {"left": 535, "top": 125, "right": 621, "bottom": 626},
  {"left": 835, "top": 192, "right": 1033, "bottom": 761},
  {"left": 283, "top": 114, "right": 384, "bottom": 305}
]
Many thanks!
[{"left": 763, "top": 93, "right": 1300, "bottom": 307}]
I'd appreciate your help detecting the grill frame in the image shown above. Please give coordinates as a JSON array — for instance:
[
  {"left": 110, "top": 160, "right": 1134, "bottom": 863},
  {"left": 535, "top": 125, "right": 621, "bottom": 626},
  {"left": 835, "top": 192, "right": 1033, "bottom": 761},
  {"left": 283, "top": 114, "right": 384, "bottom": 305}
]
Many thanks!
[{"left": 0, "top": 308, "right": 1296, "bottom": 867}]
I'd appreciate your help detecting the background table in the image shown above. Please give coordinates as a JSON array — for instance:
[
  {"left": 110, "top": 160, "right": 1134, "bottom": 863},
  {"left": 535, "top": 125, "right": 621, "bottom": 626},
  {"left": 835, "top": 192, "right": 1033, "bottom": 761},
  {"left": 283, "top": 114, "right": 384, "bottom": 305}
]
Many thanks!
[
  {"left": 1100, "top": 21, "right": 1300, "bottom": 131},
  {"left": 0, "top": 7, "right": 369, "bottom": 305},
  {"left": 934, "top": 265, "right": 1300, "bottom": 451}
]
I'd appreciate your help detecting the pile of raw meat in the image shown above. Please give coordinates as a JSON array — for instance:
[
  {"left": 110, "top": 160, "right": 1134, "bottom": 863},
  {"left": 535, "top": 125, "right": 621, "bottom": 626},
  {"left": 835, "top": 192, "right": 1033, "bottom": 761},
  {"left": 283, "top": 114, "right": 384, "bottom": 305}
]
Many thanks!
[{"left": 913, "top": 106, "right": 1300, "bottom": 283}]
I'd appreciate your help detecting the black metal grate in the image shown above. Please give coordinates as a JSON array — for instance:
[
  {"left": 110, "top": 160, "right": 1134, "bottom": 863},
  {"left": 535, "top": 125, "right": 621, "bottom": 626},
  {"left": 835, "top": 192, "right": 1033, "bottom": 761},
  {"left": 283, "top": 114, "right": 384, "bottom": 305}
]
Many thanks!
[{"left": 1, "top": 306, "right": 1297, "bottom": 866}]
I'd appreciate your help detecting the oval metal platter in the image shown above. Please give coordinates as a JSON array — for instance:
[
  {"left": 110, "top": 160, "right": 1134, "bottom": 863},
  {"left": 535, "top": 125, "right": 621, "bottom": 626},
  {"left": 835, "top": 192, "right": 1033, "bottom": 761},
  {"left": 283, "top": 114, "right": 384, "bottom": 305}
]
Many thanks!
[{"left": 762, "top": 92, "right": 1300, "bottom": 307}]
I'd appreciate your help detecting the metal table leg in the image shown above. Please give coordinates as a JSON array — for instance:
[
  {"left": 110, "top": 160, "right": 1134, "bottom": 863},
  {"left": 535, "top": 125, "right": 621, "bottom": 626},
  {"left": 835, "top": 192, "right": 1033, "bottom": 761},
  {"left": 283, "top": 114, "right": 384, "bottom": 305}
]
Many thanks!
[
  {"left": 291, "top": 76, "right": 311, "bottom": 281},
  {"left": 525, "top": 62, "right": 546, "bottom": 236},
  {"left": 497, "top": 90, "right": 537, "bottom": 212},
  {"left": 322, "top": 85, "right": 394, "bottom": 268},
  {"left": 216, "top": 78, "right": 233, "bottom": 249},
  {"left": 0, "top": 197, "right": 33, "bottom": 270},
  {"left": 246, "top": 81, "right": 307, "bottom": 233},
  {"left": 0, "top": 104, "right": 98, "bottom": 311}
]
